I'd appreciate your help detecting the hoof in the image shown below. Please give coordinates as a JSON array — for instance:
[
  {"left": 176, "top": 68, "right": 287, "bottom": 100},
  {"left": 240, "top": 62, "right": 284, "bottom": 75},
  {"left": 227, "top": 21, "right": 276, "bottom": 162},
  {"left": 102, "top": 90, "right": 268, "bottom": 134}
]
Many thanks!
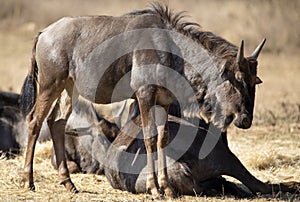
[
  {"left": 69, "top": 186, "right": 79, "bottom": 194},
  {"left": 280, "top": 181, "right": 300, "bottom": 193},
  {"left": 20, "top": 177, "right": 35, "bottom": 191},
  {"left": 147, "top": 187, "right": 161, "bottom": 198},
  {"left": 60, "top": 178, "right": 78, "bottom": 193},
  {"left": 163, "top": 186, "right": 176, "bottom": 198},
  {"left": 148, "top": 186, "right": 176, "bottom": 199}
]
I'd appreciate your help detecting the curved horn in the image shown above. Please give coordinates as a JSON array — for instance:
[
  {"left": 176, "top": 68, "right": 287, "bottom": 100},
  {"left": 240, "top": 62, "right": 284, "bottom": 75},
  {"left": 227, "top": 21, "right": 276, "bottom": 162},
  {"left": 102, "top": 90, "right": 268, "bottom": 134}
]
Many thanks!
[
  {"left": 236, "top": 40, "right": 244, "bottom": 64},
  {"left": 251, "top": 38, "right": 266, "bottom": 59}
]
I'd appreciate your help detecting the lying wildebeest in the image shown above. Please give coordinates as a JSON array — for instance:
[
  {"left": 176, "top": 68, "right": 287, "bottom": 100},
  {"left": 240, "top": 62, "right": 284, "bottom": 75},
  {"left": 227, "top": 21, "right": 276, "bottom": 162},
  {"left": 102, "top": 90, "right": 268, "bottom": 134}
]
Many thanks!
[
  {"left": 104, "top": 101, "right": 299, "bottom": 197},
  {"left": 19, "top": 3, "right": 266, "bottom": 196},
  {"left": 58, "top": 102, "right": 250, "bottom": 197},
  {"left": 63, "top": 101, "right": 299, "bottom": 198},
  {"left": 51, "top": 96, "right": 122, "bottom": 174}
]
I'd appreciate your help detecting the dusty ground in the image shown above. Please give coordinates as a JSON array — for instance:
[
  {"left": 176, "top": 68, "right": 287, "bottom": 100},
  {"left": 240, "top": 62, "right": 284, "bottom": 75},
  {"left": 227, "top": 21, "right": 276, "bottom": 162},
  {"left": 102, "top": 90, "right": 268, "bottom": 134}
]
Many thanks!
[{"left": 0, "top": 0, "right": 299, "bottom": 201}]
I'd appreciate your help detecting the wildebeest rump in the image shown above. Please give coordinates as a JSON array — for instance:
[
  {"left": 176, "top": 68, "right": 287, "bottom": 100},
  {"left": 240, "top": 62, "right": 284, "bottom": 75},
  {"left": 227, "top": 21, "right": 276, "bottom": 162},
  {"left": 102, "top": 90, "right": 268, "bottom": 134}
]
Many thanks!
[{"left": 19, "top": 3, "right": 266, "bottom": 195}]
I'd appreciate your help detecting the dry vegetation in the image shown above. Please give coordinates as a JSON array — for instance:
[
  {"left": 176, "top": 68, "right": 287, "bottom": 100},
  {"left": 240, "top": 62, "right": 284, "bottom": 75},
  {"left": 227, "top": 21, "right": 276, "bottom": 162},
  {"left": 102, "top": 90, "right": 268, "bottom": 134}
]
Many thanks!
[{"left": 0, "top": 0, "right": 299, "bottom": 201}]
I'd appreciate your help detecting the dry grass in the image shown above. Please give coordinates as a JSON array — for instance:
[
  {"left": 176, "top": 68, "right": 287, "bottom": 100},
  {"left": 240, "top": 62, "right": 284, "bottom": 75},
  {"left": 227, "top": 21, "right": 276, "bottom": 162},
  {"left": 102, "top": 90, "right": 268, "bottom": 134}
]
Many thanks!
[
  {"left": 0, "top": 0, "right": 299, "bottom": 201},
  {"left": 0, "top": 127, "right": 299, "bottom": 202}
]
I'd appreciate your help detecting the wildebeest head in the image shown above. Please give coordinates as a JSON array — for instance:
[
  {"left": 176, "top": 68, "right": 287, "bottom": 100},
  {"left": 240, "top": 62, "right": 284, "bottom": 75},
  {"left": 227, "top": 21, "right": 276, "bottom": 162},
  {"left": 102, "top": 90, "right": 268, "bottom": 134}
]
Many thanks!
[{"left": 211, "top": 39, "right": 266, "bottom": 130}]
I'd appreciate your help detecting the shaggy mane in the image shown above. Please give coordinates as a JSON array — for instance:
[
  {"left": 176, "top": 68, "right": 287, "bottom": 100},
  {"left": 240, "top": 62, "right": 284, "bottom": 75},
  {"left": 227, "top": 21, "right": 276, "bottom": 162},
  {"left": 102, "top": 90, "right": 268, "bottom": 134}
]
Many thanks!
[{"left": 126, "top": 2, "right": 238, "bottom": 58}]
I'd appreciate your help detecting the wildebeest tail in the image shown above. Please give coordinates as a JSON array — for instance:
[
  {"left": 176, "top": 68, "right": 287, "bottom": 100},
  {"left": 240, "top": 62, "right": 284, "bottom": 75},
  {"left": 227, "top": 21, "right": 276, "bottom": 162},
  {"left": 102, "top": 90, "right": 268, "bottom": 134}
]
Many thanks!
[{"left": 20, "top": 33, "right": 40, "bottom": 115}]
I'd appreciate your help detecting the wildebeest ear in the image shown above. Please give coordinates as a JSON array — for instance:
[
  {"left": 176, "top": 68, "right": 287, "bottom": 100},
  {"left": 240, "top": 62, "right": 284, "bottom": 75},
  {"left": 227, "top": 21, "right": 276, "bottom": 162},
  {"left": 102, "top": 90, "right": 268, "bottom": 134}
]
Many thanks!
[{"left": 255, "top": 77, "right": 263, "bottom": 85}]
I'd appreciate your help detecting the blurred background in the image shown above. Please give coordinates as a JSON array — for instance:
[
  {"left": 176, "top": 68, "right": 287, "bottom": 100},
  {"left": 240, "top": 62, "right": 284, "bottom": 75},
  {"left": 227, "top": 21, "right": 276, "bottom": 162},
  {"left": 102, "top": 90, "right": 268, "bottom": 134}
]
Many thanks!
[{"left": 0, "top": 0, "right": 299, "bottom": 125}]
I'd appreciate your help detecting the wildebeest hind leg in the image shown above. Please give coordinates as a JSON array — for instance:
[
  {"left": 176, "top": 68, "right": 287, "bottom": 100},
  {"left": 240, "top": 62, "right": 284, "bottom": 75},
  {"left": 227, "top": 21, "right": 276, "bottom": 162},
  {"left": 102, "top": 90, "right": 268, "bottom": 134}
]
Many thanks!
[
  {"left": 22, "top": 83, "right": 64, "bottom": 190},
  {"left": 47, "top": 90, "right": 78, "bottom": 193}
]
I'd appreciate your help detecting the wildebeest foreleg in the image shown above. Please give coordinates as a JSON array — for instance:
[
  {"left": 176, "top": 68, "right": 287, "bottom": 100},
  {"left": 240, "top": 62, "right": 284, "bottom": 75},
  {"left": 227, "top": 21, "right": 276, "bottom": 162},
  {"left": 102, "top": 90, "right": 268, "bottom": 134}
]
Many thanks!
[
  {"left": 155, "top": 105, "right": 175, "bottom": 197},
  {"left": 47, "top": 90, "right": 78, "bottom": 193},
  {"left": 136, "top": 85, "right": 160, "bottom": 197},
  {"left": 223, "top": 147, "right": 299, "bottom": 195},
  {"left": 136, "top": 85, "right": 175, "bottom": 197}
]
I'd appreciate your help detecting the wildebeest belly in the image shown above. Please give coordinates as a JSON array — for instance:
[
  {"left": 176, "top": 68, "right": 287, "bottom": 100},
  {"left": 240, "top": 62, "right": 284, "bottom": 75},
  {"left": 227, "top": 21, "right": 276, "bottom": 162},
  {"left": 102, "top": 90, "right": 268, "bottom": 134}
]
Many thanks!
[{"left": 74, "top": 54, "right": 134, "bottom": 104}]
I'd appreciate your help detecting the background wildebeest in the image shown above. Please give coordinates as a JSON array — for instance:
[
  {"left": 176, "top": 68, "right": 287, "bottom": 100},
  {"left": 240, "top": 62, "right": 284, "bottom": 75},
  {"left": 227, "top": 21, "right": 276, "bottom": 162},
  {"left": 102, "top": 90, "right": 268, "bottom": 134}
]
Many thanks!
[
  {"left": 0, "top": 107, "right": 26, "bottom": 156},
  {"left": 0, "top": 90, "right": 128, "bottom": 162},
  {"left": 0, "top": 90, "right": 129, "bottom": 175},
  {"left": 0, "top": 91, "right": 56, "bottom": 156},
  {"left": 19, "top": 3, "right": 266, "bottom": 196},
  {"left": 0, "top": 91, "right": 20, "bottom": 108},
  {"left": 0, "top": 91, "right": 88, "bottom": 157},
  {"left": 0, "top": 91, "right": 26, "bottom": 156}
]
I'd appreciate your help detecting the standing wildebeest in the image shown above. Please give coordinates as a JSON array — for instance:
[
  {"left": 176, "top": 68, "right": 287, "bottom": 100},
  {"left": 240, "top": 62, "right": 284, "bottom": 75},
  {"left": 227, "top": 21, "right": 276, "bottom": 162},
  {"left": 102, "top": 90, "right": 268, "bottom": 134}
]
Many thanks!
[{"left": 20, "top": 3, "right": 266, "bottom": 196}]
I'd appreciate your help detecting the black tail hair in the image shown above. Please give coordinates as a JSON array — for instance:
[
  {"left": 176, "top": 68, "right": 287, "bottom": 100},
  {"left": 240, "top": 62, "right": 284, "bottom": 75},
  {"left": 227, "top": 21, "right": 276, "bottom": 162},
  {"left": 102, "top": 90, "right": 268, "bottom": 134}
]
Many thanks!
[{"left": 19, "top": 33, "right": 40, "bottom": 115}]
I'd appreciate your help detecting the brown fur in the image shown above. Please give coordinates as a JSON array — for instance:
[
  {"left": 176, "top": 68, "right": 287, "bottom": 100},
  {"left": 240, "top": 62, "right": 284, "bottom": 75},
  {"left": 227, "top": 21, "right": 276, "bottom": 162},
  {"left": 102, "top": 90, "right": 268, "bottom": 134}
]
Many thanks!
[{"left": 19, "top": 3, "right": 266, "bottom": 197}]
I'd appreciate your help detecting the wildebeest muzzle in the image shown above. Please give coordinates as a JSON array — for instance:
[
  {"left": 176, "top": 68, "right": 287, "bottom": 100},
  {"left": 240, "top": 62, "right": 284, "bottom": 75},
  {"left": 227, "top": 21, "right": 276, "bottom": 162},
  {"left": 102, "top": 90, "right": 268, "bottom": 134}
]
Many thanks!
[{"left": 234, "top": 113, "right": 253, "bottom": 129}]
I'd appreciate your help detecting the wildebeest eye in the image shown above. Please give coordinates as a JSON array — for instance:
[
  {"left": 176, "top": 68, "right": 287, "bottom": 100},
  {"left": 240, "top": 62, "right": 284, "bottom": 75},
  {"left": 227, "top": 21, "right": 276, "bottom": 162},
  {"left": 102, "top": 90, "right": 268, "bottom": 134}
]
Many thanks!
[
  {"left": 235, "top": 71, "right": 244, "bottom": 82},
  {"left": 255, "top": 77, "right": 263, "bottom": 85}
]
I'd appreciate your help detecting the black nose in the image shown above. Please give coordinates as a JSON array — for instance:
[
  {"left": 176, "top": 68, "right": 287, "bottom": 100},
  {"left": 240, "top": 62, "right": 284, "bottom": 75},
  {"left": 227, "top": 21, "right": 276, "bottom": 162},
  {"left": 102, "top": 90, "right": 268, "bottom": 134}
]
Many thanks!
[
  {"left": 234, "top": 114, "right": 252, "bottom": 129},
  {"left": 242, "top": 116, "right": 251, "bottom": 128}
]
